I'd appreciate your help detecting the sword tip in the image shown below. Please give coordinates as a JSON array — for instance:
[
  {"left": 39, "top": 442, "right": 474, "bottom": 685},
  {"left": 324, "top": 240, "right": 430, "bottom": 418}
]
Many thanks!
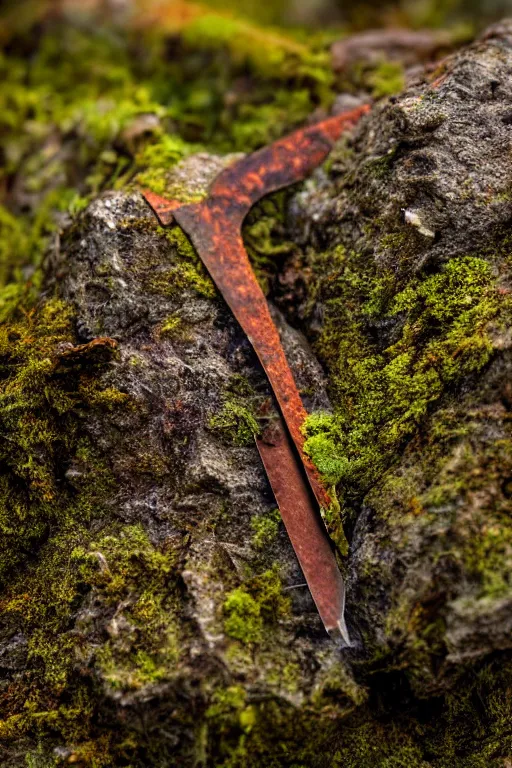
[{"left": 328, "top": 615, "right": 352, "bottom": 648}]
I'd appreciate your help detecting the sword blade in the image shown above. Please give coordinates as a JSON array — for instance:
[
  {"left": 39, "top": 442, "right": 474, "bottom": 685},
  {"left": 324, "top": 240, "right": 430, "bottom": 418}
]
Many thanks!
[
  {"left": 256, "top": 414, "right": 350, "bottom": 644},
  {"left": 142, "top": 107, "right": 370, "bottom": 642}
]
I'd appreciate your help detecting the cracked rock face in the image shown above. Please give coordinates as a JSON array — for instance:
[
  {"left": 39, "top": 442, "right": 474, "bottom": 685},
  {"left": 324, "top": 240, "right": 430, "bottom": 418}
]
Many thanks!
[
  {"left": 46, "top": 189, "right": 354, "bottom": 744},
  {"left": 290, "top": 20, "right": 512, "bottom": 691}
]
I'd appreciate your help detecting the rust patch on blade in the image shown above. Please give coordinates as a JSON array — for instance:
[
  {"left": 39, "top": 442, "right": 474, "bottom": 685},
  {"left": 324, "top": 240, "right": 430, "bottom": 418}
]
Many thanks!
[
  {"left": 142, "top": 106, "right": 369, "bottom": 640},
  {"left": 142, "top": 191, "right": 182, "bottom": 225},
  {"left": 208, "top": 105, "right": 370, "bottom": 224},
  {"left": 256, "top": 412, "right": 349, "bottom": 642}
]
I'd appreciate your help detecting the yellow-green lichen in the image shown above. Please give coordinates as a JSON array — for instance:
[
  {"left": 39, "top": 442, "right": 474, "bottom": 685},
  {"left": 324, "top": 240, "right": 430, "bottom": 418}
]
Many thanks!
[
  {"left": 305, "top": 253, "right": 509, "bottom": 494},
  {"left": 251, "top": 508, "right": 281, "bottom": 549},
  {"left": 223, "top": 568, "right": 290, "bottom": 646}
]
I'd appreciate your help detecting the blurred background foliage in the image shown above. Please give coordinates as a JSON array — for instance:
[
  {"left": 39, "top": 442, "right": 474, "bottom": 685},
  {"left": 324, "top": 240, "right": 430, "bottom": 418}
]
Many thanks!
[
  {"left": 4, "top": 0, "right": 512, "bottom": 30},
  {"left": 198, "top": 0, "right": 512, "bottom": 27}
]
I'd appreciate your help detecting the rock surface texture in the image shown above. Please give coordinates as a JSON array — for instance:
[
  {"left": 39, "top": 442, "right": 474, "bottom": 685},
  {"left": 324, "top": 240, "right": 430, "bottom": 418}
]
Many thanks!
[
  {"left": 1, "top": 16, "right": 512, "bottom": 768},
  {"left": 293, "top": 20, "right": 512, "bottom": 692}
]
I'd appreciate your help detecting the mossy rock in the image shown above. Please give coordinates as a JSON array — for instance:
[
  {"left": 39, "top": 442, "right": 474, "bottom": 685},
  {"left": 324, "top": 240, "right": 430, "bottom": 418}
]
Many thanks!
[
  {"left": 295, "top": 21, "right": 512, "bottom": 695},
  {"left": 1, "top": 5, "right": 512, "bottom": 766}
]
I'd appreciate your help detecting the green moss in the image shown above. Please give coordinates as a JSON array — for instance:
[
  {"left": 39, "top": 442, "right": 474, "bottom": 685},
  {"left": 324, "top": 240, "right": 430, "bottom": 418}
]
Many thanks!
[
  {"left": 163, "top": 225, "right": 200, "bottom": 262},
  {"left": 242, "top": 191, "right": 295, "bottom": 292},
  {"left": 77, "top": 526, "right": 182, "bottom": 692},
  {"left": 25, "top": 746, "right": 57, "bottom": 768},
  {"left": 229, "top": 88, "right": 319, "bottom": 152},
  {"left": 206, "top": 685, "right": 248, "bottom": 721},
  {"left": 3, "top": 7, "right": 511, "bottom": 766},
  {"left": 337, "top": 55, "right": 405, "bottom": 102},
  {"left": 1, "top": 525, "right": 101, "bottom": 751},
  {"left": 0, "top": 205, "right": 30, "bottom": 292},
  {"left": 209, "top": 376, "right": 260, "bottom": 446},
  {"left": 0, "top": 288, "right": 138, "bottom": 759},
  {"left": 181, "top": 13, "right": 331, "bottom": 84},
  {"left": 0, "top": 299, "right": 122, "bottom": 580},
  {"left": 305, "top": 247, "right": 512, "bottom": 666},
  {"left": 136, "top": 134, "right": 202, "bottom": 197},
  {"left": 143, "top": 224, "right": 217, "bottom": 299},
  {"left": 251, "top": 508, "right": 281, "bottom": 549},
  {"left": 202, "top": 655, "right": 512, "bottom": 767},
  {"left": 149, "top": 9, "right": 335, "bottom": 153},
  {"left": 224, "top": 588, "right": 264, "bottom": 644},
  {"left": 320, "top": 493, "right": 350, "bottom": 556},
  {"left": 223, "top": 568, "right": 290, "bottom": 645},
  {"left": 209, "top": 401, "right": 260, "bottom": 446},
  {"left": 0, "top": 521, "right": 183, "bottom": 759},
  {"left": 367, "top": 60, "right": 406, "bottom": 99},
  {"left": 160, "top": 314, "right": 185, "bottom": 338},
  {"left": 148, "top": 261, "right": 216, "bottom": 299},
  {"left": 305, "top": 254, "right": 508, "bottom": 496}
]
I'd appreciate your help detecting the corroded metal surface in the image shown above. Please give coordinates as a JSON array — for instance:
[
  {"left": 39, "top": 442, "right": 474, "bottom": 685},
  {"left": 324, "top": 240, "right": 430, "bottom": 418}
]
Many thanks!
[
  {"left": 256, "top": 411, "right": 349, "bottom": 645},
  {"left": 143, "top": 106, "right": 369, "bottom": 642}
]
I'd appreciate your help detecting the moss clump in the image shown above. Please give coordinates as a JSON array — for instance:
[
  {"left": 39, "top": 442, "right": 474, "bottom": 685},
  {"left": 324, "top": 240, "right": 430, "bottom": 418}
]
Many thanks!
[
  {"left": 76, "top": 525, "right": 182, "bottom": 693},
  {"left": 135, "top": 134, "right": 202, "bottom": 197},
  {"left": 303, "top": 233, "right": 512, "bottom": 696},
  {"left": 180, "top": 14, "right": 320, "bottom": 80},
  {"left": 0, "top": 10, "right": 335, "bottom": 331},
  {"left": 137, "top": 7, "right": 335, "bottom": 152},
  {"left": 159, "top": 314, "right": 190, "bottom": 341},
  {"left": 209, "top": 401, "right": 260, "bottom": 446},
  {"left": 174, "top": 9, "right": 335, "bottom": 112},
  {"left": 242, "top": 191, "right": 296, "bottom": 293},
  {"left": 319, "top": 493, "right": 350, "bottom": 556},
  {"left": 0, "top": 521, "right": 184, "bottom": 761},
  {"left": 148, "top": 261, "right": 216, "bottom": 300},
  {"left": 204, "top": 654, "right": 512, "bottom": 768},
  {"left": 0, "top": 299, "right": 125, "bottom": 580},
  {"left": 305, "top": 253, "right": 508, "bottom": 496},
  {"left": 251, "top": 508, "right": 281, "bottom": 549},
  {"left": 0, "top": 293, "right": 136, "bottom": 760},
  {"left": 224, "top": 589, "right": 264, "bottom": 644},
  {"left": 0, "top": 517, "right": 99, "bottom": 752},
  {"left": 144, "top": 225, "right": 217, "bottom": 299},
  {"left": 336, "top": 56, "right": 405, "bottom": 101},
  {"left": 209, "top": 375, "right": 260, "bottom": 446},
  {"left": 372, "top": 401, "right": 512, "bottom": 623},
  {"left": 367, "top": 60, "right": 406, "bottom": 98},
  {"left": 223, "top": 568, "right": 290, "bottom": 645}
]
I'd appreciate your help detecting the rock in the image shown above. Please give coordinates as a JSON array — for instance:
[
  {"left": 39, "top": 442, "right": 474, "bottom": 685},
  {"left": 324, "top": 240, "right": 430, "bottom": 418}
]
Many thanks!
[
  {"left": 292, "top": 20, "right": 512, "bottom": 694},
  {"left": 2, "top": 16, "right": 512, "bottom": 768},
  {"left": 331, "top": 28, "right": 456, "bottom": 73},
  {"left": 38, "top": 187, "right": 355, "bottom": 756}
]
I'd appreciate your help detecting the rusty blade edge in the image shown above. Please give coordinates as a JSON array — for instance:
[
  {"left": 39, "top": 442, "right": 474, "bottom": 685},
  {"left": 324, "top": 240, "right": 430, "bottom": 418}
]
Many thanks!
[
  {"left": 255, "top": 416, "right": 351, "bottom": 646},
  {"left": 171, "top": 209, "right": 349, "bottom": 641},
  {"left": 172, "top": 209, "right": 331, "bottom": 511},
  {"left": 143, "top": 105, "right": 370, "bottom": 229},
  {"left": 142, "top": 106, "right": 370, "bottom": 641}
]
